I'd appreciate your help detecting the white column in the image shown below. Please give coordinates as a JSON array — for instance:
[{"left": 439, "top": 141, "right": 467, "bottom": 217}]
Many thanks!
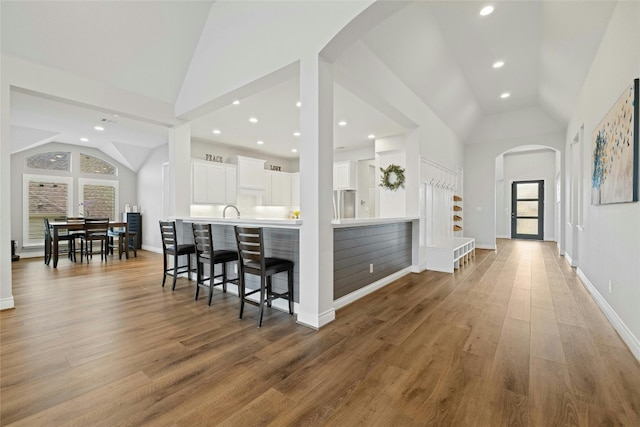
[
  {"left": 0, "top": 73, "right": 15, "bottom": 309},
  {"left": 168, "top": 123, "right": 192, "bottom": 218},
  {"left": 297, "top": 54, "right": 335, "bottom": 328}
]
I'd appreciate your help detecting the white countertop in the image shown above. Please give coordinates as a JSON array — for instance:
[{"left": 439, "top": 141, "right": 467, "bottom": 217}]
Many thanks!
[
  {"left": 175, "top": 216, "right": 302, "bottom": 228},
  {"left": 331, "top": 217, "right": 419, "bottom": 228},
  {"left": 176, "top": 216, "right": 418, "bottom": 229}
]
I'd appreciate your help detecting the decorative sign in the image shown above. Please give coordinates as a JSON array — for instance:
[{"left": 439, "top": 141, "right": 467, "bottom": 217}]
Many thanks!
[
  {"left": 270, "top": 165, "right": 282, "bottom": 171},
  {"left": 205, "top": 154, "right": 224, "bottom": 163}
]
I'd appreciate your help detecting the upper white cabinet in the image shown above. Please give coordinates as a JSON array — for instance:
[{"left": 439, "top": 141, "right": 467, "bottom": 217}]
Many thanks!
[
  {"left": 263, "top": 170, "right": 292, "bottom": 206},
  {"left": 334, "top": 161, "right": 357, "bottom": 190},
  {"left": 191, "top": 160, "right": 237, "bottom": 205},
  {"left": 236, "top": 156, "right": 265, "bottom": 191}
]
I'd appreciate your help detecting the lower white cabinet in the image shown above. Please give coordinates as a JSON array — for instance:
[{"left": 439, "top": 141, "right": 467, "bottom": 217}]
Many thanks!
[
  {"left": 263, "top": 170, "right": 292, "bottom": 206},
  {"left": 192, "top": 160, "right": 237, "bottom": 205}
]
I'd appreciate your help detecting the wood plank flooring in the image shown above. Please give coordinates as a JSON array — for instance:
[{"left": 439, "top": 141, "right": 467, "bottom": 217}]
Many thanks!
[{"left": 2, "top": 239, "right": 639, "bottom": 426}]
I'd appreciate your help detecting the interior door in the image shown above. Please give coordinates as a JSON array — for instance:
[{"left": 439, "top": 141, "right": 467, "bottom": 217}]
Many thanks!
[{"left": 511, "top": 180, "right": 544, "bottom": 240}]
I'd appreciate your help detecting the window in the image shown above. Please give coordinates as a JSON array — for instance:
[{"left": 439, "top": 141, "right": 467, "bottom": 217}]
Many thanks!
[
  {"left": 23, "top": 174, "right": 73, "bottom": 245},
  {"left": 79, "top": 178, "right": 118, "bottom": 220},
  {"left": 80, "top": 153, "right": 117, "bottom": 175},
  {"left": 25, "top": 152, "right": 71, "bottom": 171}
]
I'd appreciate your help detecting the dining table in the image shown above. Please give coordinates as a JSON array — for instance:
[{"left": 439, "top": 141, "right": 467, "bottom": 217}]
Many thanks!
[{"left": 48, "top": 220, "right": 130, "bottom": 268}]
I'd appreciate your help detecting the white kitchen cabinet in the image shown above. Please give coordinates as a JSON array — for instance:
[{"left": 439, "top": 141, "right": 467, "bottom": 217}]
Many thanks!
[
  {"left": 263, "top": 170, "right": 292, "bottom": 206},
  {"left": 236, "top": 156, "right": 266, "bottom": 191},
  {"left": 333, "top": 161, "right": 357, "bottom": 190},
  {"left": 191, "top": 160, "right": 237, "bottom": 205},
  {"left": 291, "top": 173, "right": 300, "bottom": 206}
]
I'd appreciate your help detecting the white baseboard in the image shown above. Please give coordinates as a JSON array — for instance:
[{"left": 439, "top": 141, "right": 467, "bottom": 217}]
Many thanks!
[
  {"left": 411, "top": 264, "right": 424, "bottom": 273},
  {"left": 0, "top": 296, "right": 15, "bottom": 310},
  {"left": 496, "top": 235, "right": 510, "bottom": 239},
  {"left": 207, "top": 281, "right": 299, "bottom": 316},
  {"left": 476, "top": 244, "right": 497, "bottom": 250},
  {"left": 333, "top": 267, "right": 412, "bottom": 311},
  {"left": 297, "top": 308, "right": 336, "bottom": 330},
  {"left": 564, "top": 253, "right": 574, "bottom": 267},
  {"left": 142, "top": 245, "right": 163, "bottom": 254},
  {"left": 576, "top": 268, "right": 640, "bottom": 362}
]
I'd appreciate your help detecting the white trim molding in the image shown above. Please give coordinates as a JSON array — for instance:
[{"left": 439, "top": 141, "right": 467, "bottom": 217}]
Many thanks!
[
  {"left": 476, "top": 243, "right": 497, "bottom": 250},
  {"left": 0, "top": 296, "right": 15, "bottom": 310},
  {"left": 333, "top": 267, "right": 411, "bottom": 311},
  {"left": 577, "top": 268, "right": 640, "bottom": 362}
]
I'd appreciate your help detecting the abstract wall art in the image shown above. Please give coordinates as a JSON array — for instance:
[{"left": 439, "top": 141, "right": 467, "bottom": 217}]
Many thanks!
[{"left": 591, "top": 78, "right": 639, "bottom": 205}]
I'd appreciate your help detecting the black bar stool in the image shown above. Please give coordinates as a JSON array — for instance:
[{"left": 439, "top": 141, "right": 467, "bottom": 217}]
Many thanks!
[
  {"left": 159, "top": 221, "right": 195, "bottom": 290},
  {"left": 234, "top": 226, "right": 294, "bottom": 327},
  {"left": 192, "top": 223, "right": 239, "bottom": 305}
]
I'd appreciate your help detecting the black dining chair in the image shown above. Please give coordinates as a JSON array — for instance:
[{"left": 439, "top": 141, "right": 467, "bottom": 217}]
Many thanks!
[
  {"left": 192, "top": 223, "right": 239, "bottom": 305},
  {"left": 80, "top": 218, "right": 110, "bottom": 262},
  {"left": 44, "top": 218, "right": 75, "bottom": 265},
  {"left": 159, "top": 221, "right": 195, "bottom": 290},
  {"left": 234, "top": 226, "right": 294, "bottom": 327}
]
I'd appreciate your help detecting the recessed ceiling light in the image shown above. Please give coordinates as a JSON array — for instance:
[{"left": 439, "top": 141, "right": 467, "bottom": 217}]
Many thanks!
[
  {"left": 80, "top": 137, "right": 89, "bottom": 142},
  {"left": 293, "top": 131, "right": 301, "bottom": 137},
  {"left": 232, "top": 100, "right": 240, "bottom": 105},
  {"left": 212, "top": 129, "right": 221, "bottom": 134},
  {"left": 291, "top": 148, "right": 298, "bottom": 153},
  {"left": 249, "top": 117, "right": 258, "bottom": 123},
  {"left": 94, "top": 125, "right": 105, "bottom": 131},
  {"left": 493, "top": 61, "right": 504, "bottom": 68},
  {"left": 500, "top": 92, "right": 510, "bottom": 99},
  {"left": 296, "top": 101, "right": 301, "bottom": 108},
  {"left": 49, "top": 158, "right": 56, "bottom": 162},
  {"left": 480, "top": 5, "right": 494, "bottom": 16},
  {"left": 338, "top": 120, "right": 347, "bottom": 126},
  {"left": 257, "top": 140, "right": 264, "bottom": 145},
  {"left": 113, "top": 114, "right": 119, "bottom": 117},
  {"left": 368, "top": 134, "right": 375, "bottom": 139}
]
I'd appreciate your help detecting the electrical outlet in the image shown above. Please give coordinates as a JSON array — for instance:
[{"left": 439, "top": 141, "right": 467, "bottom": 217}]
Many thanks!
[
  {"left": 608, "top": 280, "right": 612, "bottom": 294},
  {"left": 370, "top": 263, "right": 373, "bottom": 273}
]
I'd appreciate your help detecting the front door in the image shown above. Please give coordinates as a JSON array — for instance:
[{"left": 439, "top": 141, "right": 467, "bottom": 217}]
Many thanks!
[{"left": 511, "top": 180, "right": 544, "bottom": 240}]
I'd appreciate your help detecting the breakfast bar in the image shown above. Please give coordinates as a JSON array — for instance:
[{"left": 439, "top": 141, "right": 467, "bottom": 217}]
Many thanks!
[{"left": 174, "top": 217, "right": 301, "bottom": 310}]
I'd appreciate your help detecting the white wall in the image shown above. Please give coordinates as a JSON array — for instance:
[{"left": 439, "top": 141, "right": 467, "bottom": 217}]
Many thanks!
[
  {"left": 464, "top": 107, "right": 565, "bottom": 249},
  {"left": 176, "top": 1, "right": 374, "bottom": 117},
  {"left": 191, "top": 139, "right": 298, "bottom": 172},
  {"left": 334, "top": 42, "right": 463, "bottom": 173},
  {"left": 496, "top": 150, "right": 557, "bottom": 240},
  {"left": 137, "top": 144, "right": 168, "bottom": 252},
  {"left": 564, "top": 1, "right": 640, "bottom": 357}
]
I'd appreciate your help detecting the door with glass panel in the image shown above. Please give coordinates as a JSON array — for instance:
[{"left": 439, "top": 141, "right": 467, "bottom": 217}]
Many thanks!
[{"left": 511, "top": 180, "right": 544, "bottom": 240}]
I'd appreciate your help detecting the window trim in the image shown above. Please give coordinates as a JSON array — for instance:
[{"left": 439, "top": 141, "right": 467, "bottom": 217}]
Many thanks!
[
  {"left": 80, "top": 153, "right": 118, "bottom": 176},
  {"left": 78, "top": 178, "right": 119, "bottom": 220},
  {"left": 23, "top": 174, "right": 73, "bottom": 246}
]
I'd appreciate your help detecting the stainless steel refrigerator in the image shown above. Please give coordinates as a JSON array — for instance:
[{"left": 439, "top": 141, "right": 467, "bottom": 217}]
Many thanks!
[{"left": 333, "top": 190, "right": 356, "bottom": 219}]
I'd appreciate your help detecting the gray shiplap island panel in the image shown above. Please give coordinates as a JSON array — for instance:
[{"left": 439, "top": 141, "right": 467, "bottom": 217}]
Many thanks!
[{"left": 334, "top": 222, "right": 412, "bottom": 299}]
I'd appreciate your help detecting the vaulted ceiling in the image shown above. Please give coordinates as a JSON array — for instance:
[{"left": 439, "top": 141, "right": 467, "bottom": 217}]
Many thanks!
[{"left": 1, "top": 1, "right": 618, "bottom": 168}]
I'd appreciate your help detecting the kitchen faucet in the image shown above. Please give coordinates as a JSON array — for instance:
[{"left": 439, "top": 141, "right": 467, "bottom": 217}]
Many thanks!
[{"left": 223, "top": 204, "right": 240, "bottom": 218}]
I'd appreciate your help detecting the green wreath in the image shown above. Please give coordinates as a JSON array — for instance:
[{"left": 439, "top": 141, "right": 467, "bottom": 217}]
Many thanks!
[{"left": 379, "top": 164, "right": 406, "bottom": 191}]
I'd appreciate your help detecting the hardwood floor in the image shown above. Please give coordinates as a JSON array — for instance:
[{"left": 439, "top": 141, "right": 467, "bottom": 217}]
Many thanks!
[{"left": 2, "top": 239, "right": 639, "bottom": 426}]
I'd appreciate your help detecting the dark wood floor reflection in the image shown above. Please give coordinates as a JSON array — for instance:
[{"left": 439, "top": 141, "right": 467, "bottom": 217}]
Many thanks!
[{"left": 2, "top": 240, "right": 639, "bottom": 426}]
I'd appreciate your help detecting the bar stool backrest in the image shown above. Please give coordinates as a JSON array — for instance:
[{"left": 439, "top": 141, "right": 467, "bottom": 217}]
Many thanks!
[{"left": 234, "top": 226, "right": 265, "bottom": 273}]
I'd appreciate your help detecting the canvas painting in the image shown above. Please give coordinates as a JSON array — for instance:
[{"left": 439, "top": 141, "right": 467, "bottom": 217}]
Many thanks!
[{"left": 591, "top": 78, "right": 639, "bottom": 205}]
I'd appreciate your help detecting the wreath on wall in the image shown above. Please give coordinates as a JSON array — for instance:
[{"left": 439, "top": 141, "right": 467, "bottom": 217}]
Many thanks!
[{"left": 379, "top": 164, "right": 406, "bottom": 191}]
